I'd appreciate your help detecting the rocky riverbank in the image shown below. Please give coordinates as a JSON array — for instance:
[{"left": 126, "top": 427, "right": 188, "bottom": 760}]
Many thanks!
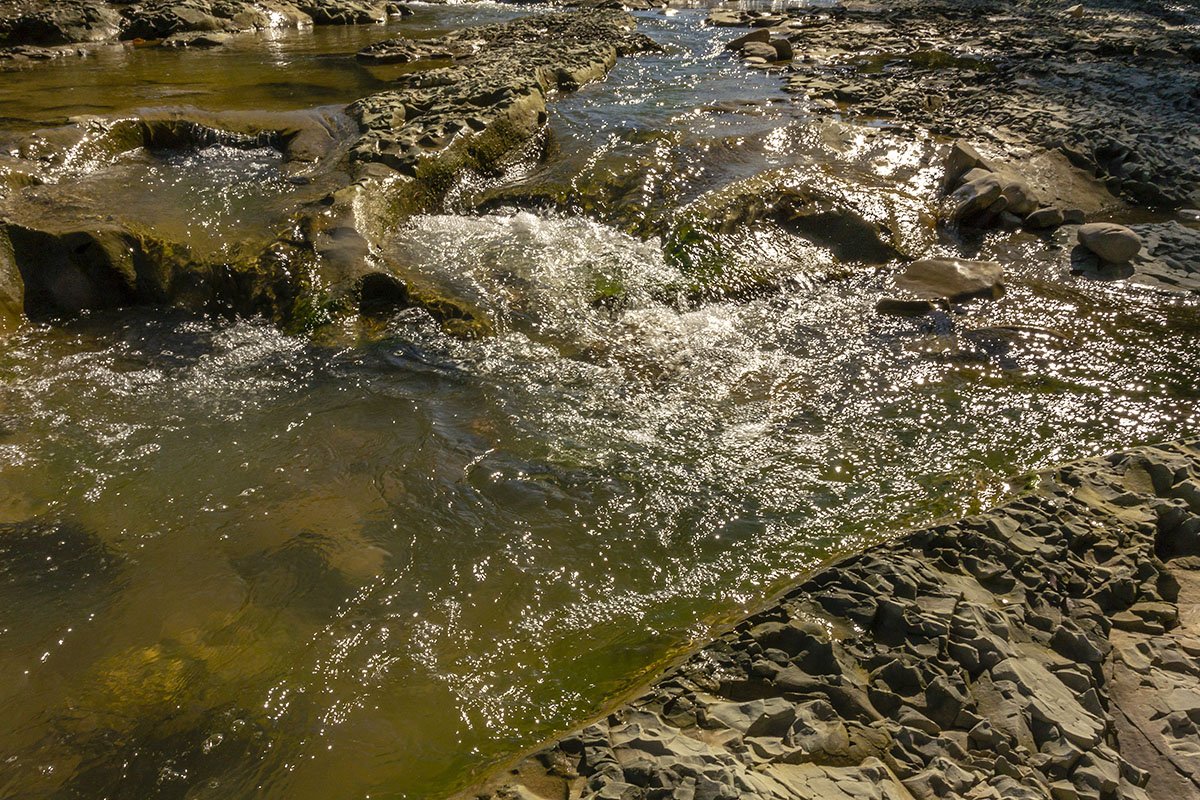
[
  {"left": 0, "top": 0, "right": 398, "bottom": 52},
  {"left": 711, "top": 0, "right": 1200, "bottom": 212},
  {"left": 465, "top": 439, "right": 1200, "bottom": 800},
  {"left": 0, "top": 7, "right": 651, "bottom": 335}
]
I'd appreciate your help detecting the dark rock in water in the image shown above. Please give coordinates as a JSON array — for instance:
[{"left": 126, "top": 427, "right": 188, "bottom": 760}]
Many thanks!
[
  {"left": 55, "top": 702, "right": 275, "bottom": 800},
  {"left": 0, "top": 518, "right": 120, "bottom": 598},
  {"left": 232, "top": 532, "right": 352, "bottom": 615},
  {"left": 1077, "top": 221, "right": 1143, "bottom": 264},
  {"left": 461, "top": 439, "right": 1200, "bottom": 800},
  {"left": 894, "top": 257, "right": 1004, "bottom": 302},
  {"left": 358, "top": 271, "right": 410, "bottom": 316},
  {"left": 876, "top": 296, "right": 940, "bottom": 316}
]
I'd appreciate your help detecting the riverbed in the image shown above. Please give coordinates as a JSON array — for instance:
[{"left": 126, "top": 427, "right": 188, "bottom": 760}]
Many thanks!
[{"left": 1, "top": 3, "right": 1199, "bottom": 799}]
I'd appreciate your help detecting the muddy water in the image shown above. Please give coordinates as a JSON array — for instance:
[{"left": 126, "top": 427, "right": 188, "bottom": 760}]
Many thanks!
[{"left": 1, "top": 5, "right": 1199, "bottom": 800}]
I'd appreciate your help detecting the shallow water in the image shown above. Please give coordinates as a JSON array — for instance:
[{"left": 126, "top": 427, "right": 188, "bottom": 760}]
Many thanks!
[
  {"left": 0, "top": 3, "right": 530, "bottom": 131},
  {"left": 1, "top": 5, "right": 1199, "bottom": 800}
]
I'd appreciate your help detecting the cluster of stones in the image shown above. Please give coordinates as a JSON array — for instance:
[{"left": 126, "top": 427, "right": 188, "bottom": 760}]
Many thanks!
[
  {"left": 708, "top": 0, "right": 1200, "bottom": 211},
  {"left": 940, "top": 141, "right": 1084, "bottom": 233},
  {"left": 723, "top": 27, "right": 792, "bottom": 68},
  {"left": 465, "top": 439, "right": 1200, "bottom": 800},
  {"left": 0, "top": 0, "right": 407, "bottom": 54}
]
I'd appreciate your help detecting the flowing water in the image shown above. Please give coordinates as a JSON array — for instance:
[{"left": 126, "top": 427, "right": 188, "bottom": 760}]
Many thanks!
[{"left": 2, "top": 4, "right": 1200, "bottom": 800}]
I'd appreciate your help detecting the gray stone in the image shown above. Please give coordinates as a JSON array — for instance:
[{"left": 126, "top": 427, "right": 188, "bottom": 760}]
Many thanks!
[{"left": 1077, "top": 223, "right": 1143, "bottom": 264}]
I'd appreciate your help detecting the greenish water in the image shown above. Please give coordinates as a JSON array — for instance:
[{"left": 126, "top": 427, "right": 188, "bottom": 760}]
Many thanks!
[{"left": 1, "top": 5, "right": 1199, "bottom": 800}]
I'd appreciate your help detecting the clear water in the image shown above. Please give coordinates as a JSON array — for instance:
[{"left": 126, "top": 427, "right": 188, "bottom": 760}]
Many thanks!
[{"left": 1, "top": 6, "right": 1199, "bottom": 800}]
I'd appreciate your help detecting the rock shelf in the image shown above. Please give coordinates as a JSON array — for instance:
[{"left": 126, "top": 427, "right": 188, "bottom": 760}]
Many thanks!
[
  {"left": 713, "top": 0, "right": 1200, "bottom": 211},
  {"left": 466, "top": 439, "right": 1200, "bottom": 800}
]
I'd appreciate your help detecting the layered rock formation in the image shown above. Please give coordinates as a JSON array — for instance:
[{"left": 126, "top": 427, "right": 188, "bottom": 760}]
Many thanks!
[
  {"left": 0, "top": 9, "right": 649, "bottom": 335},
  {"left": 465, "top": 439, "right": 1200, "bottom": 800},
  {"left": 0, "top": 0, "right": 393, "bottom": 49},
  {"left": 713, "top": 0, "right": 1200, "bottom": 210}
]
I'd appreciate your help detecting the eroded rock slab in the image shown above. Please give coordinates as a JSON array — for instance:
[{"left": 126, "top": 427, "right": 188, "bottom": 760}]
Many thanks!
[
  {"left": 0, "top": 9, "right": 652, "bottom": 336},
  {"left": 463, "top": 439, "right": 1200, "bottom": 800},
  {"left": 717, "top": 0, "right": 1200, "bottom": 210}
]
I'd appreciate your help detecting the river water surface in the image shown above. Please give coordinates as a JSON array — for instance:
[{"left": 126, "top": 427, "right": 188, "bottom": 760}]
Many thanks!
[{"left": 2, "top": 4, "right": 1199, "bottom": 799}]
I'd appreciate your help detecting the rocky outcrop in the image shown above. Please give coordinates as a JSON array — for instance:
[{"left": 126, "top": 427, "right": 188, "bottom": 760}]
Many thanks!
[
  {"left": 0, "top": 0, "right": 391, "bottom": 49},
  {"left": 0, "top": 10, "right": 651, "bottom": 336},
  {"left": 714, "top": 0, "right": 1200, "bottom": 210},
  {"left": 348, "top": 12, "right": 656, "bottom": 183},
  {"left": 463, "top": 439, "right": 1200, "bottom": 800},
  {"left": 0, "top": 0, "right": 121, "bottom": 46}
]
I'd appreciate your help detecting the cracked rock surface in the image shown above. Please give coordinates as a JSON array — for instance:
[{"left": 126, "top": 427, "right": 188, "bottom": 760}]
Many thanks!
[
  {"left": 348, "top": 11, "right": 656, "bottom": 180},
  {"left": 712, "top": 0, "right": 1200, "bottom": 210},
  {"left": 465, "top": 439, "right": 1200, "bottom": 800}
]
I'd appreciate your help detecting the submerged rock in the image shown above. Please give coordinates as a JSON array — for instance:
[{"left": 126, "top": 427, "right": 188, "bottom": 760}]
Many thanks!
[
  {"left": 893, "top": 257, "right": 1004, "bottom": 302},
  {"left": 0, "top": 517, "right": 120, "bottom": 599}
]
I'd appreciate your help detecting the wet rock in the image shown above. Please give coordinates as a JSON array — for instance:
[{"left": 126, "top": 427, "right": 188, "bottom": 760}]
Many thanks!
[
  {"left": 1077, "top": 222, "right": 1142, "bottom": 264},
  {"left": 1025, "top": 207, "right": 1066, "bottom": 229},
  {"left": 893, "top": 258, "right": 1004, "bottom": 303},
  {"left": 461, "top": 440, "right": 1200, "bottom": 800},
  {"left": 739, "top": 41, "right": 778, "bottom": 62},
  {"left": 765, "top": 0, "right": 1200, "bottom": 209},
  {"left": 724, "top": 28, "right": 769, "bottom": 51},
  {"left": 0, "top": 0, "right": 121, "bottom": 46},
  {"left": 119, "top": 0, "right": 315, "bottom": 40}
]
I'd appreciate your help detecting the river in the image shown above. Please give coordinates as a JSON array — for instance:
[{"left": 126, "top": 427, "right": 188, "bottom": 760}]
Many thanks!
[{"left": 1, "top": 3, "right": 1199, "bottom": 798}]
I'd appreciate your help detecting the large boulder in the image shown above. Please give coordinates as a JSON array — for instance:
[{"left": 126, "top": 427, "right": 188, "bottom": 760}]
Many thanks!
[{"left": 1077, "top": 222, "right": 1143, "bottom": 264}]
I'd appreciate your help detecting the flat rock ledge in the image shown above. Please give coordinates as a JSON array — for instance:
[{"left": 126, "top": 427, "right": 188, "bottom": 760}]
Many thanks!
[{"left": 464, "top": 439, "right": 1200, "bottom": 800}]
